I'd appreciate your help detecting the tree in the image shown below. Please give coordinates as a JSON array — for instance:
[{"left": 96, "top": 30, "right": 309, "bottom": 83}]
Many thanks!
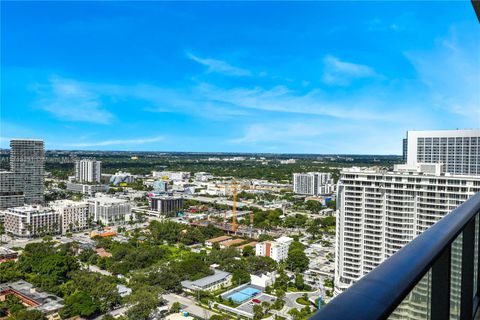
[
  {"left": 286, "top": 242, "right": 309, "bottom": 272},
  {"left": 253, "top": 304, "right": 263, "bottom": 320},
  {"left": 305, "top": 200, "right": 323, "bottom": 213},
  {"left": 294, "top": 274, "right": 306, "bottom": 290},
  {"left": 8, "top": 309, "right": 46, "bottom": 320},
  {"left": 170, "top": 302, "right": 181, "bottom": 313},
  {"left": 242, "top": 245, "right": 255, "bottom": 257},
  {"left": 126, "top": 288, "right": 162, "bottom": 320},
  {"left": 232, "top": 269, "right": 251, "bottom": 285},
  {"left": 60, "top": 291, "right": 99, "bottom": 318}
]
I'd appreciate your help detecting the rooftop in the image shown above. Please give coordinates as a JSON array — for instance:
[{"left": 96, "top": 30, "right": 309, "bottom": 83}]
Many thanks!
[
  {"left": 87, "top": 196, "right": 129, "bottom": 204},
  {"left": 181, "top": 270, "right": 231, "bottom": 290},
  {"left": 0, "top": 280, "right": 64, "bottom": 314},
  {"left": 221, "top": 238, "right": 245, "bottom": 247},
  {"left": 206, "top": 235, "right": 232, "bottom": 243}
]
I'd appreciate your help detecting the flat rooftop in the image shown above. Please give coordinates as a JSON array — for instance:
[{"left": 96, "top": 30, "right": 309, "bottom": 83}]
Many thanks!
[
  {"left": 207, "top": 235, "right": 231, "bottom": 243},
  {"left": 0, "top": 280, "right": 64, "bottom": 314},
  {"left": 181, "top": 270, "right": 231, "bottom": 290}
]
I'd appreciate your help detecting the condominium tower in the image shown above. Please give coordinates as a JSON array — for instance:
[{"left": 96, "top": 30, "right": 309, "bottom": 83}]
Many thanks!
[
  {"left": 293, "top": 172, "right": 335, "bottom": 196},
  {"left": 404, "top": 129, "right": 480, "bottom": 176},
  {"left": 0, "top": 171, "right": 24, "bottom": 210},
  {"left": 75, "top": 159, "right": 102, "bottom": 183},
  {"left": 10, "top": 139, "right": 45, "bottom": 205},
  {"left": 334, "top": 163, "right": 480, "bottom": 296}
]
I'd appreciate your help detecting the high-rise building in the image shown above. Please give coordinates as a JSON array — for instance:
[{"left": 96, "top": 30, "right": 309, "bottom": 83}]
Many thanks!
[
  {"left": 334, "top": 163, "right": 480, "bottom": 295},
  {"left": 0, "top": 171, "right": 24, "bottom": 210},
  {"left": 75, "top": 159, "right": 102, "bottom": 183},
  {"left": 293, "top": 172, "right": 335, "bottom": 195},
  {"left": 404, "top": 129, "right": 480, "bottom": 176},
  {"left": 10, "top": 139, "right": 45, "bottom": 205}
]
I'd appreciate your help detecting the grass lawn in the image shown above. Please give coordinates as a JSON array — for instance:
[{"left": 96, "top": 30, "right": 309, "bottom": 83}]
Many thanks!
[{"left": 296, "top": 297, "right": 311, "bottom": 306}]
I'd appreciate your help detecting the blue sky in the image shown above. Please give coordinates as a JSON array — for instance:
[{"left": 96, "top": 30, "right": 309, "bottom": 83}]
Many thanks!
[{"left": 1, "top": 1, "right": 479, "bottom": 154}]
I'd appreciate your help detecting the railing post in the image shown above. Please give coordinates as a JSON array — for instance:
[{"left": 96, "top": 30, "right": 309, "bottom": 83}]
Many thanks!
[
  {"left": 461, "top": 218, "right": 475, "bottom": 320},
  {"left": 431, "top": 245, "right": 451, "bottom": 320}
]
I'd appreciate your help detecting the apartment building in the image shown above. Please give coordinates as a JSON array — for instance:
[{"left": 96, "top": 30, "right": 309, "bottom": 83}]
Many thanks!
[
  {"left": 255, "top": 236, "right": 293, "bottom": 262},
  {"left": 293, "top": 172, "right": 335, "bottom": 196},
  {"left": 75, "top": 159, "right": 102, "bottom": 183},
  {"left": 404, "top": 129, "right": 480, "bottom": 176},
  {"left": 334, "top": 163, "right": 480, "bottom": 296},
  {"left": 0, "top": 171, "right": 24, "bottom": 210},
  {"left": 50, "top": 200, "right": 91, "bottom": 234},
  {"left": 3, "top": 206, "right": 60, "bottom": 237},
  {"left": 9, "top": 139, "right": 45, "bottom": 205},
  {"left": 87, "top": 196, "right": 132, "bottom": 225}
]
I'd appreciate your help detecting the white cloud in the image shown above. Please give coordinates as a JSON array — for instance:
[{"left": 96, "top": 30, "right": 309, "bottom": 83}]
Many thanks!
[
  {"left": 230, "top": 122, "right": 331, "bottom": 144},
  {"left": 322, "top": 55, "right": 377, "bottom": 86},
  {"left": 63, "top": 136, "right": 164, "bottom": 148},
  {"left": 35, "top": 77, "right": 114, "bottom": 124},
  {"left": 187, "top": 53, "right": 252, "bottom": 76},
  {"left": 405, "top": 25, "right": 480, "bottom": 124}
]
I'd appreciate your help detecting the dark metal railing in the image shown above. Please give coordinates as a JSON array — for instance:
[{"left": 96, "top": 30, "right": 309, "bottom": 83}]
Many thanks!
[{"left": 311, "top": 192, "right": 480, "bottom": 320}]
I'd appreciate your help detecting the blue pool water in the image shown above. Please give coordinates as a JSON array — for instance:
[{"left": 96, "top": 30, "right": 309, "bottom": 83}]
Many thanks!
[{"left": 227, "top": 287, "right": 261, "bottom": 303}]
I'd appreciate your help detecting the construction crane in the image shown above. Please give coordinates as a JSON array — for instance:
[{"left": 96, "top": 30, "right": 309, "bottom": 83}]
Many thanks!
[{"left": 232, "top": 180, "right": 238, "bottom": 233}]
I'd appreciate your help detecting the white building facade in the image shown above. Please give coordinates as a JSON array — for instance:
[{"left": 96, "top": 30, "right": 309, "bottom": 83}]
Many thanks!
[
  {"left": 293, "top": 172, "right": 335, "bottom": 196},
  {"left": 334, "top": 164, "right": 480, "bottom": 295},
  {"left": 255, "top": 237, "right": 293, "bottom": 262},
  {"left": 404, "top": 129, "right": 480, "bottom": 176},
  {"left": 75, "top": 159, "right": 102, "bottom": 183},
  {"left": 50, "top": 200, "right": 91, "bottom": 234},
  {"left": 3, "top": 206, "right": 60, "bottom": 237},
  {"left": 87, "top": 196, "right": 132, "bottom": 225}
]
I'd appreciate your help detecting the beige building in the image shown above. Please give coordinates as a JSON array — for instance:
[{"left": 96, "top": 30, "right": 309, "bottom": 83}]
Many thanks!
[
  {"left": 50, "top": 200, "right": 91, "bottom": 234},
  {"left": 3, "top": 206, "right": 60, "bottom": 237}
]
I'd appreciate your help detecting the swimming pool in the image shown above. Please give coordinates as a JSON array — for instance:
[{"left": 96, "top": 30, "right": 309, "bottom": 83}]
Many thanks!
[{"left": 226, "top": 286, "right": 261, "bottom": 303}]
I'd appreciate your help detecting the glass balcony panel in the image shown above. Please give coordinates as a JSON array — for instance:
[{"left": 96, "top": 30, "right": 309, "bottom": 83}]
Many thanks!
[
  {"left": 474, "top": 215, "right": 479, "bottom": 297},
  {"left": 388, "top": 270, "right": 431, "bottom": 320},
  {"left": 450, "top": 234, "right": 462, "bottom": 319}
]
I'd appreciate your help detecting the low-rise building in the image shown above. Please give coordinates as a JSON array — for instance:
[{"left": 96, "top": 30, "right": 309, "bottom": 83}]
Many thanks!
[
  {"left": 238, "top": 241, "right": 257, "bottom": 252},
  {"left": 3, "top": 206, "right": 60, "bottom": 237},
  {"left": 50, "top": 200, "right": 91, "bottom": 234},
  {"left": 0, "top": 247, "right": 18, "bottom": 263},
  {"left": 251, "top": 271, "right": 277, "bottom": 288},
  {"left": 181, "top": 269, "right": 232, "bottom": 292},
  {"left": 66, "top": 182, "right": 107, "bottom": 196},
  {"left": 110, "top": 171, "right": 135, "bottom": 186},
  {"left": 194, "top": 172, "right": 213, "bottom": 182},
  {"left": 220, "top": 238, "right": 245, "bottom": 248},
  {"left": 206, "top": 235, "right": 231, "bottom": 247},
  {"left": 152, "top": 171, "right": 190, "bottom": 181},
  {"left": 87, "top": 196, "right": 132, "bottom": 225},
  {"left": 0, "top": 280, "right": 64, "bottom": 319}
]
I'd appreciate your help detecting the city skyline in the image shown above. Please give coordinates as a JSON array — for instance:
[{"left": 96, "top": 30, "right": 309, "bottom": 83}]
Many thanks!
[{"left": 2, "top": 1, "right": 479, "bottom": 154}]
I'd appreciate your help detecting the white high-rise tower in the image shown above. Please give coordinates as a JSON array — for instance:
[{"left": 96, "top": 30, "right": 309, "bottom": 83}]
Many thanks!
[{"left": 75, "top": 159, "right": 102, "bottom": 183}]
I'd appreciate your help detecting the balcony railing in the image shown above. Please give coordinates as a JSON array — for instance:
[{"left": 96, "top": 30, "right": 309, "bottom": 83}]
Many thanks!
[{"left": 311, "top": 192, "right": 480, "bottom": 320}]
